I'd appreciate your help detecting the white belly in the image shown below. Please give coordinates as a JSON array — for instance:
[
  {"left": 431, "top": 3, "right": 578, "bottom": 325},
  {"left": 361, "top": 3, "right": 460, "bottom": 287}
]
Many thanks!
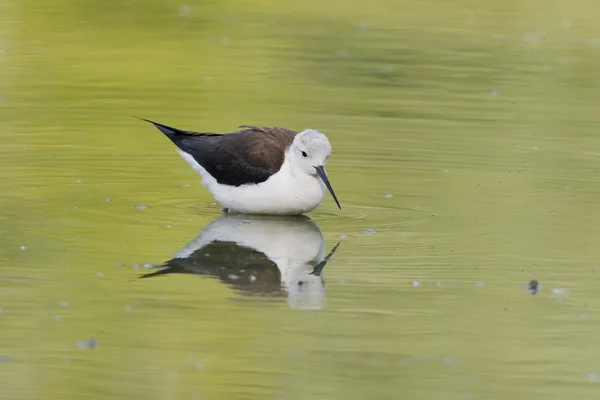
[{"left": 177, "top": 150, "right": 326, "bottom": 215}]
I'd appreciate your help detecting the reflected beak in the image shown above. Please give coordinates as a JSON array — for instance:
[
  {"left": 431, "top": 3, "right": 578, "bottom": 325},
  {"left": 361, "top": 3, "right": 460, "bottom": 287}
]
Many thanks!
[{"left": 314, "top": 165, "right": 341, "bottom": 210}]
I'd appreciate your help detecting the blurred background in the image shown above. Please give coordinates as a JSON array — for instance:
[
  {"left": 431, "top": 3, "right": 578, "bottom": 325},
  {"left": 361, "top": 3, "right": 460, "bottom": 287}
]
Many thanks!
[{"left": 2, "top": 0, "right": 600, "bottom": 398}]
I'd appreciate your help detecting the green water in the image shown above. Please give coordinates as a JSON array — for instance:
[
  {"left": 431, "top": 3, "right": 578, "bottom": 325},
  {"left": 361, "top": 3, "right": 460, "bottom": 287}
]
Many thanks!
[{"left": 3, "top": 0, "right": 600, "bottom": 398}]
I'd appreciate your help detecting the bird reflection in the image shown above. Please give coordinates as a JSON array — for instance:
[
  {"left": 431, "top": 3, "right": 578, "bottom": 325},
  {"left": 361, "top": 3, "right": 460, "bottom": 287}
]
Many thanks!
[{"left": 139, "top": 214, "right": 340, "bottom": 310}]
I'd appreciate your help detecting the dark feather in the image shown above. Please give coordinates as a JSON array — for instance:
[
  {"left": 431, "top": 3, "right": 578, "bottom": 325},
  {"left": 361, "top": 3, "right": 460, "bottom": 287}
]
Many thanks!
[
  {"left": 138, "top": 118, "right": 297, "bottom": 187},
  {"left": 139, "top": 241, "right": 284, "bottom": 296}
]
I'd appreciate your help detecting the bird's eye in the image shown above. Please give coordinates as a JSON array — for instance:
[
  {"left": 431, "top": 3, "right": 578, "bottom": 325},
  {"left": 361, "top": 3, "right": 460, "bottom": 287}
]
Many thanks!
[{"left": 301, "top": 151, "right": 308, "bottom": 158}]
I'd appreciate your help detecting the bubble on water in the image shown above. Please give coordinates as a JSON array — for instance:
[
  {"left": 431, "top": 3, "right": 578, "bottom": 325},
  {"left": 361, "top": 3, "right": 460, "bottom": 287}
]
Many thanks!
[
  {"left": 533, "top": 145, "right": 541, "bottom": 151},
  {"left": 490, "top": 90, "right": 499, "bottom": 98},
  {"left": 76, "top": 338, "right": 98, "bottom": 350},
  {"left": 228, "top": 274, "right": 239, "bottom": 281},
  {"left": 552, "top": 288, "right": 570, "bottom": 295},
  {"left": 442, "top": 357, "right": 456, "bottom": 366},
  {"left": 73, "top": 206, "right": 79, "bottom": 209},
  {"left": 436, "top": 281, "right": 442, "bottom": 287},
  {"left": 184, "top": 183, "right": 191, "bottom": 187},
  {"left": 587, "top": 38, "right": 600, "bottom": 48},
  {"left": 59, "top": 301, "right": 68, "bottom": 308},
  {"left": 475, "top": 282, "right": 485, "bottom": 287},
  {"left": 384, "top": 193, "right": 393, "bottom": 198},
  {"left": 76, "top": 180, "right": 82, "bottom": 184},
  {"left": 581, "top": 313, "right": 589, "bottom": 319},
  {"left": 115, "top": 262, "right": 123, "bottom": 267},
  {"left": 166, "top": 225, "right": 172, "bottom": 228},
  {"left": 143, "top": 263, "right": 153, "bottom": 269},
  {"left": 179, "top": 4, "right": 191, "bottom": 16},
  {"left": 137, "top": 205, "right": 148, "bottom": 210},
  {"left": 105, "top": 198, "right": 111, "bottom": 202},
  {"left": 338, "top": 234, "right": 347, "bottom": 239},
  {"left": 0, "top": 355, "right": 14, "bottom": 363},
  {"left": 523, "top": 31, "right": 544, "bottom": 44},
  {"left": 96, "top": 272, "right": 104, "bottom": 278},
  {"left": 565, "top": 185, "right": 571, "bottom": 190},
  {"left": 249, "top": 275, "right": 257, "bottom": 282},
  {"left": 588, "top": 373, "right": 599, "bottom": 383},
  {"left": 364, "top": 229, "right": 376, "bottom": 235},
  {"left": 412, "top": 281, "right": 422, "bottom": 287},
  {"left": 20, "top": 245, "right": 25, "bottom": 251}
]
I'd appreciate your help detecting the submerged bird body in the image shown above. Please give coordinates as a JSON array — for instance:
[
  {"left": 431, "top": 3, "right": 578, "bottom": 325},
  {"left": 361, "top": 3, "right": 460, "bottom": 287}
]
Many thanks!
[{"left": 139, "top": 119, "right": 341, "bottom": 215}]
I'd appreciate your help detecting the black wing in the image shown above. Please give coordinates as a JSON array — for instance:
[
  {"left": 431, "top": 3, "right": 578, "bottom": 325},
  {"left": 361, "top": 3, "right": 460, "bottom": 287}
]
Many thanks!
[{"left": 139, "top": 118, "right": 296, "bottom": 187}]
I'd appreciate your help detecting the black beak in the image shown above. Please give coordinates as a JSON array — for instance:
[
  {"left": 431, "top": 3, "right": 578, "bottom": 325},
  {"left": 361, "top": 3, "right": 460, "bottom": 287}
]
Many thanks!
[{"left": 314, "top": 165, "right": 341, "bottom": 210}]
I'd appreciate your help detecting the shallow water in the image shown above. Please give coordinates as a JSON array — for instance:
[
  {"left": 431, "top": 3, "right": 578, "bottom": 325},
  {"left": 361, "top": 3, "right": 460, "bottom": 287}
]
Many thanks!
[{"left": 3, "top": 0, "right": 600, "bottom": 398}]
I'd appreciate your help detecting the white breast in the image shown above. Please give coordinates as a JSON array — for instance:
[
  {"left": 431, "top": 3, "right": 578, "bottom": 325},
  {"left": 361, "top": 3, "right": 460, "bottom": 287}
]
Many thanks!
[{"left": 177, "top": 149, "right": 326, "bottom": 215}]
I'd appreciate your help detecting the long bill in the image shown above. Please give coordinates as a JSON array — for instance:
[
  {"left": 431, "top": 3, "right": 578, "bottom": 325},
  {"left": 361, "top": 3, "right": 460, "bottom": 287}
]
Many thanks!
[{"left": 314, "top": 165, "right": 342, "bottom": 210}]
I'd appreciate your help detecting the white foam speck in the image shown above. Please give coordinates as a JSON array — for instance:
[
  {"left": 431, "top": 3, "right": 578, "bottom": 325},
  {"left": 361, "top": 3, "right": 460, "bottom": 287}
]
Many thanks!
[
  {"left": 552, "top": 288, "right": 570, "bottom": 295},
  {"left": 228, "top": 274, "right": 239, "bottom": 280},
  {"left": 338, "top": 234, "right": 347, "bottom": 239},
  {"left": 587, "top": 38, "right": 600, "bottom": 48},
  {"left": 20, "top": 246, "right": 25, "bottom": 251},
  {"left": 589, "top": 373, "right": 599, "bottom": 383},
  {"left": 364, "top": 229, "right": 376, "bottom": 235},
  {"left": 76, "top": 180, "right": 82, "bottom": 184},
  {"left": 179, "top": 5, "right": 190, "bottom": 16},
  {"left": 143, "top": 263, "right": 153, "bottom": 269},
  {"left": 76, "top": 339, "right": 98, "bottom": 349},
  {"left": 412, "top": 281, "right": 421, "bottom": 287},
  {"left": 96, "top": 272, "right": 104, "bottom": 278},
  {"left": 59, "top": 301, "right": 68, "bottom": 308},
  {"left": 490, "top": 90, "right": 499, "bottom": 98},
  {"left": 384, "top": 193, "right": 393, "bottom": 198},
  {"left": 125, "top": 305, "right": 132, "bottom": 312},
  {"left": 443, "top": 169, "right": 451, "bottom": 173},
  {"left": 115, "top": 262, "right": 123, "bottom": 267},
  {"left": 533, "top": 145, "right": 541, "bottom": 151},
  {"left": 105, "top": 199, "right": 111, "bottom": 202},
  {"left": 475, "top": 282, "right": 485, "bottom": 287},
  {"left": 250, "top": 275, "right": 257, "bottom": 282},
  {"left": 137, "top": 205, "right": 148, "bottom": 210},
  {"left": 442, "top": 357, "right": 456, "bottom": 366}
]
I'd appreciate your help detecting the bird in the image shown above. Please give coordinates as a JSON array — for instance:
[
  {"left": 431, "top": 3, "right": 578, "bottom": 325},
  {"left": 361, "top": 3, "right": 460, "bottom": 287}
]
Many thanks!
[
  {"left": 136, "top": 117, "right": 341, "bottom": 215},
  {"left": 139, "top": 213, "right": 340, "bottom": 310}
]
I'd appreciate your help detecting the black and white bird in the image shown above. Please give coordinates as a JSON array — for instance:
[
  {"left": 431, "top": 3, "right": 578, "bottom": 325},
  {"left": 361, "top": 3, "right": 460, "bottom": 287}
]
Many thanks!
[{"left": 137, "top": 118, "right": 341, "bottom": 215}]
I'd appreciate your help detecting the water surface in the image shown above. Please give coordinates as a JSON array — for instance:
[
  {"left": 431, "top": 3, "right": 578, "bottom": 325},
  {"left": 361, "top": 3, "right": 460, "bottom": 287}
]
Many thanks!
[{"left": 2, "top": 0, "right": 600, "bottom": 398}]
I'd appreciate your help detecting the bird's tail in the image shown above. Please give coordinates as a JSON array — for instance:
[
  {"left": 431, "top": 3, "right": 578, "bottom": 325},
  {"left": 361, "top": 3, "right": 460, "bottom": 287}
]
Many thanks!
[{"left": 133, "top": 116, "right": 185, "bottom": 136}]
